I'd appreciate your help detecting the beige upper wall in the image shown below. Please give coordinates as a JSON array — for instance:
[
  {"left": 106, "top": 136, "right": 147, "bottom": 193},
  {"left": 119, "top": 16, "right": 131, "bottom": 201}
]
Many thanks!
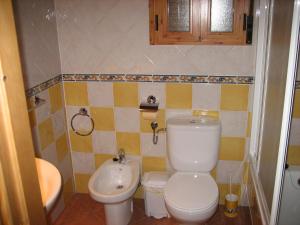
[
  {"left": 55, "top": 0, "right": 256, "bottom": 76},
  {"left": 13, "top": 0, "right": 61, "bottom": 89}
]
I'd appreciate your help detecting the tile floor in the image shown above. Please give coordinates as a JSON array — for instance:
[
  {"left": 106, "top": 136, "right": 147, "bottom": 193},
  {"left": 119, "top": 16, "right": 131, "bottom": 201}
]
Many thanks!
[{"left": 53, "top": 194, "right": 251, "bottom": 225}]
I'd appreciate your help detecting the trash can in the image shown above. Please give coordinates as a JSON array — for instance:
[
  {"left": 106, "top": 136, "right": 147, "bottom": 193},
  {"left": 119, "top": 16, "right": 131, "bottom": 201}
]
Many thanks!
[{"left": 142, "top": 172, "right": 170, "bottom": 219}]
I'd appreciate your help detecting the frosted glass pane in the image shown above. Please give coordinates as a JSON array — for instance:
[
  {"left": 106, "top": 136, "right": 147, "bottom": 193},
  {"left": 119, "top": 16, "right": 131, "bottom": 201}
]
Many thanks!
[
  {"left": 168, "top": 0, "right": 190, "bottom": 32},
  {"left": 211, "top": 0, "right": 233, "bottom": 32}
]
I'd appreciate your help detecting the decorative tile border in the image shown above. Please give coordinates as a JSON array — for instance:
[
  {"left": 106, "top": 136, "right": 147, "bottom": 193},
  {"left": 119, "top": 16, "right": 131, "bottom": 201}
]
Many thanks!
[
  {"left": 26, "top": 74, "right": 255, "bottom": 97},
  {"left": 25, "top": 75, "right": 61, "bottom": 97}
]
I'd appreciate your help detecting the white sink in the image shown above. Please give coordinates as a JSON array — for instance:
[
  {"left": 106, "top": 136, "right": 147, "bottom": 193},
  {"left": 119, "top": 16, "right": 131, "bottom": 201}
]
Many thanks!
[{"left": 35, "top": 158, "right": 62, "bottom": 211}]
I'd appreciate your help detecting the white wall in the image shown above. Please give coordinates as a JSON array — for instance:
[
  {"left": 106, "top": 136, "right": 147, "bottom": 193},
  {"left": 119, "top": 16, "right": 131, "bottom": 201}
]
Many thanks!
[
  {"left": 55, "top": 0, "right": 255, "bottom": 76},
  {"left": 13, "top": 0, "right": 61, "bottom": 89}
]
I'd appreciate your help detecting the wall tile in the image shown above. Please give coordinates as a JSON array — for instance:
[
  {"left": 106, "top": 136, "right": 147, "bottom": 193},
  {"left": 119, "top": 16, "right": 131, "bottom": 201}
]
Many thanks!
[
  {"left": 192, "top": 83, "right": 221, "bottom": 110},
  {"left": 49, "top": 83, "right": 63, "bottom": 113},
  {"left": 92, "top": 131, "right": 117, "bottom": 154},
  {"left": 140, "top": 109, "right": 165, "bottom": 133},
  {"left": 40, "top": 143, "right": 58, "bottom": 167},
  {"left": 219, "top": 137, "right": 245, "bottom": 161},
  {"left": 38, "top": 118, "right": 55, "bottom": 150},
  {"left": 247, "top": 112, "right": 252, "bottom": 137},
  {"left": 94, "top": 154, "right": 114, "bottom": 168},
  {"left": 52, "top": 109, "right": 66, "bottom": 139},
  {"left": 88, "top": 82, "right": 114, "bottom": 107},
  {"left": 292, "top": 89, "right": 300, "bottom": 118},
  {"left": 221, "top": 85, "right": 249, "bottom": 111},
  {"left": 115, "top": 107, "right": 140, "bottom": 132},
  {"left": 63, "top": 178, "right": 74, "bottom": 205},
  {"left": 113, "top": 83, "right": 138, "bottom": 107},
  {"left": 57, "top": 153, "right": 74, "bottom": 184},
  {"left": 90, "top": 107, "right": 115, "bottom": 130},
  {"left": 35, "top": 90, "right": 51, "bottom": 123},
  {"left": 216, "top": 160, "right": 243, "bottom": 184},
  {"left": 166, "top": 83, "right": 192, "bottom": 109},
  {"left": 140, "top": 133, "right": 166, "bottom": 157},
  {"left": 69, "top": 130, "right": 93, "bottom": 152},
  {"left": 142, "top": 156, "right": 166, "bottom": 173},
  {"left": 192, "top": 110, "right": 219, "bottom": 118},
  {"left": 220, "top": 111, "right": 248, "bottom": 137},
  {"left": 289, "top": 118, "right": 300, "bottom": 146},
  {"left": 116, "top": 132, "right": 140, "bottom": 155},
  {"left": 75, "top": 174, "right": 91, "bottom": 193},
  {"left": 64, "top": 82, "right": 89, "bottom": 106},
  {"left": 139, "top": 82, "right": 166, "bottom": 108},
  {"left": 56, "top": 133, "right": 69, "bottom": 161},
  {"left": 72, "top": 152, "right": 95, "bottom": 174},
  {"left": 287, "top": 145, "right": 300, "bottom": 165}
]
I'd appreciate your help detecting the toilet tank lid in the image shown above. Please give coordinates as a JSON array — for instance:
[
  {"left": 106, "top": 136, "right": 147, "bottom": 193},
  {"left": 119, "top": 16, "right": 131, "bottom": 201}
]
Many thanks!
[
  {"left": 167, "top": 116, "right": 220, "bottom": 127},
  {"left": 142, "top": 172, "right": 170, "bottom": 188}
]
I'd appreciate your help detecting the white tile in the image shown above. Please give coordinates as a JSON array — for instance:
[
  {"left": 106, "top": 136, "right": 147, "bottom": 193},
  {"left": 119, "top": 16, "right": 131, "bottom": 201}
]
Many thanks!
[
  {"left": 192, "top": 83, "right": 220, "bottom": 110},
  {"left": 92, "top": 131, "right": 117, "bottom": 154},
  {"left": 165, "top": 109, "right": 192, "bottom": 120},
  {"left": 140, "top": 133, "right": 166, "bottom": 157},
  {"left": 114, "top": 107, "right": 140, "bottom": 132},
  {"left": 35, "top": 89, "right": 51, "bottom": 124},
  {"left": 88, "top": 82, "right": 114, "bottom": 107},
  {"left": 139, "top": 82, "right": 166, "bottom": 108},
  {"left": 216, "top": 160, "right": 243, "bottom": 184},
  {"left": 220, "top": 111, "right": 248, "bottom": 137},
  {"left": 52, "top": 109, "right": 67, "bottom": 139},
  {"left": 72, "top": 152, "right": 95, "bottom": 174},
  {"left": 290, "top": 118, "right": 300, "bottom": 145},
  {"left": 31, "top": 126, "right": 41, "bottom": 153},
  {"left": 41, "top": 143, "right": 58, "bottom": 167}
]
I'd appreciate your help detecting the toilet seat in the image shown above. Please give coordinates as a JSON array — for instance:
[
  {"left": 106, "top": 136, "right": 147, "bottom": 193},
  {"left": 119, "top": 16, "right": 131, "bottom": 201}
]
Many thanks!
[{"left": 164, "top": 172, "right": 219, "bottom": 213}]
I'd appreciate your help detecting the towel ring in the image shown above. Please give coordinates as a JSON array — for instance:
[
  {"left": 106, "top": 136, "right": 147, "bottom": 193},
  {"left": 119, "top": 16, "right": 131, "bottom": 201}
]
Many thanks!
[{"left": 71, "top": 108, "right": 94, "bottom": 136}]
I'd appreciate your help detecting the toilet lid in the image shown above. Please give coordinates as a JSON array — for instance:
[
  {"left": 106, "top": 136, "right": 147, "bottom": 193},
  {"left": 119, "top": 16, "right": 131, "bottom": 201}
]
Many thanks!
[{"left": 164, "top": 172, "right": 219, "bottom": 211}]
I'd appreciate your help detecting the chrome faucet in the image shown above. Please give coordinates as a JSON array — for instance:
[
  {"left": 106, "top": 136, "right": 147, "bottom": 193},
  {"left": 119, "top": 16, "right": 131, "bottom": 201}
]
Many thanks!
[{"left": 118, "top": 149, "right": 126, "bottom": 164}]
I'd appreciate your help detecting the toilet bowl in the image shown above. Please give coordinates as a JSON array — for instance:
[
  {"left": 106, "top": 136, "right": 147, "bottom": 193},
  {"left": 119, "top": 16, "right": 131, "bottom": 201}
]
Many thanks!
[
  {"left": 164, "top": 172, "right": 219, "bottom": 224},
  {"left": 88, "top": 158, "right": 140, "bottom": 225},
  {"left": 165, "top": 116, "right": 221, "bottom": 224}
]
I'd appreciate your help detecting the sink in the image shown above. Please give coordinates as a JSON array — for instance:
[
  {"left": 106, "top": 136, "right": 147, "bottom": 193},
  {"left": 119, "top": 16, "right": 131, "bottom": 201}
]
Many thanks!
[{"left": 35, "top": 158, "right": 62, "bottom": 211}]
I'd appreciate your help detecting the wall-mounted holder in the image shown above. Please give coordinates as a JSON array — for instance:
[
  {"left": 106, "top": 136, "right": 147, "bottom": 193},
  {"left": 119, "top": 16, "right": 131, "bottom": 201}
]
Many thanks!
[
  {"left": 28, "top": 96, "right": 46, "bottom": 112},
  {"left": 139, "top": 95, "right": 159, "bottom": 113},
  {"left": 71, "top": 108, "right": 94, "bottom": 136}
]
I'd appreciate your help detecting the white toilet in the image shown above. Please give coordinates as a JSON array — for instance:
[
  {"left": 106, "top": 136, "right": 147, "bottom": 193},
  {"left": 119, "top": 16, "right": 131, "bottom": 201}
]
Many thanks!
[{"left": 164, "top": 116, "right": 221, "bottom": 224}]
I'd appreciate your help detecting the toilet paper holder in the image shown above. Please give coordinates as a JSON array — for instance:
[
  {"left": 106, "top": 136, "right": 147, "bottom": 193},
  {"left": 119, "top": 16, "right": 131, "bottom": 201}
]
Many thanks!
[{"left": 139, "top": 95, "right": 159, "bottom": 112}]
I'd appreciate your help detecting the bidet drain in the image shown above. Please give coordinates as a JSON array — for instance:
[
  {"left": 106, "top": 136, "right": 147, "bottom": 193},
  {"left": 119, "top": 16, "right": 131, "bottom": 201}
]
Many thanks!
[{"left": 116, "top": 185, "right": 124, "bottom": 189}]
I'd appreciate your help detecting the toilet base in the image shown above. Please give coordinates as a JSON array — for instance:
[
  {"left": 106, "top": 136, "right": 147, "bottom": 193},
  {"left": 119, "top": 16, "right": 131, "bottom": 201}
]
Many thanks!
[{"left": 104, "top": 198, "right": 133, "bottom": 225}]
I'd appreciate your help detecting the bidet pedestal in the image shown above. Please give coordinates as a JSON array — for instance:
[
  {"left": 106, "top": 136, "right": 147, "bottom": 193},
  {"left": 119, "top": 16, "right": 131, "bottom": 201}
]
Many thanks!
[{"left": 104, "top": 198, "right": 133, "bottom": 225}]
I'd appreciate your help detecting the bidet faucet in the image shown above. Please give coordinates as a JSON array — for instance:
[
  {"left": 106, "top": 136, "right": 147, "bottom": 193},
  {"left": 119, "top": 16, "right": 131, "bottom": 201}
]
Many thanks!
[{"left": 118, "top": 149, "right": 126, "bottom": 164}]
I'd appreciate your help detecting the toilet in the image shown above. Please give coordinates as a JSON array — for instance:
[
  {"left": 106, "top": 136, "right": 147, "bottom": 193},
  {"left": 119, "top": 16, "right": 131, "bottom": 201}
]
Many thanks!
[{"left": 164, "top": 116, "right": 221, "bottom": 224}]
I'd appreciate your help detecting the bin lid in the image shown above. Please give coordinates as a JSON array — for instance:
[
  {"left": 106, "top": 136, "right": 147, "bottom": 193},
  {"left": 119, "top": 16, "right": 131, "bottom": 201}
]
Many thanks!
[{"left": 142, "top": 172, "right": 170, "bottom": 188}]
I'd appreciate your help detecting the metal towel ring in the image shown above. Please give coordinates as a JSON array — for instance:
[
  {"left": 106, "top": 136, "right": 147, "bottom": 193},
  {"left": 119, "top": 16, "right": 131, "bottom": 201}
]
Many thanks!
[{"left": 71, "top": 108, "right": 94, "bottom": 136}]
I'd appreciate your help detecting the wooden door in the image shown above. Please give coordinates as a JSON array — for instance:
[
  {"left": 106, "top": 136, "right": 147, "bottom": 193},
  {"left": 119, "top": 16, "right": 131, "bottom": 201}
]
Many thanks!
[{"left": 0, "top": 0, "right": 47, "bottom": 224}]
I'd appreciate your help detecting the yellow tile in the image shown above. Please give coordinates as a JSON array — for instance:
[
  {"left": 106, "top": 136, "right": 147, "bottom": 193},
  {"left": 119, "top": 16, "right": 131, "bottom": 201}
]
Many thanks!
[
  {"left": 218, "top": 183, "right": 241, "bottom": 204},
  {"left": 38, "top": 118, "right": 54, "bottom": 150},
  {"left": 134, "top": 186, "right": 144, "bottom": 199},
  {"left": 140, "top": 109, "right": 165, "bottom": 133},
  {"left": 166, "top": 83, "right": 192, "bottom": 109},
  {"left": 69, "top": 130, "right": 93, "bottom": 152},
  {"left": 56, "top": 133, "right": 69, "bottom": 161},
  {"left": 287, "top": 145, "right": 300, "bottom": 165},
  {"left": 293, "top": 89, "right": 300, "bottom": 118},
  {"left": 28, "top": 110, "right": 36, "bottom": 128},
  {"left": 75, "top": 174, "right": 91, "bottom": 193},
  {"left": 243, "top": 162, "right": 250, "bottom": 184},
  {"left": 63, "top": 178, "right": 74, "bottom": 205},
  {"left": 193, "top": 110, "right": 219, "bottom": 118},
  {"left": 116, "top": 132, "right": 140, "bottom": 155},
  {"left": 247, "top": 112, "right": 252, "bottom": 137},
  {"left": 113, "top": 83, "right": 138, "bottom": 107},
  {"left": 210, "top": 166, "right": 217, "bottom": 180},
  {"left": 64, "top": 82, "right": 89, "bottom": 106},
  {"left": 221, "top": 85, "right": 249, "bottom": 111},
  {"left": 219, "top": 137, "right": 245, "bottom": 161},
  {"left": 49, "top": 83, "right": 63, "bottom": 113},
  {"left": 142, "top": 156, "right": 166, "bottom": 173},
  {"left": 94, "top": 154, "right": 114, "bottom": 168},
  {"left": 90, "top": 107, "right": 115, "bottom": 131}
]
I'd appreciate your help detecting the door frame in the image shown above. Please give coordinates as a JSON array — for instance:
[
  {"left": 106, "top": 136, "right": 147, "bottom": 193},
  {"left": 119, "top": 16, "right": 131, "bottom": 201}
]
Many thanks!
[{"left": 0, "top": 0, "right": 47, "bottom": 224}]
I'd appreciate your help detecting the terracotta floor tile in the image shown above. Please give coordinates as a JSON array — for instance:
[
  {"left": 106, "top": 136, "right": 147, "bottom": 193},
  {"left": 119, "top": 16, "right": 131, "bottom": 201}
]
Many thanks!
[{"left": 53, "top": 194, "right": 251, "bottom": 225}]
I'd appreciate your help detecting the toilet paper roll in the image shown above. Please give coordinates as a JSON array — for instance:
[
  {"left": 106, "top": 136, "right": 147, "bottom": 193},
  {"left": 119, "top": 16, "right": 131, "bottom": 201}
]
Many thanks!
[{"left": 142, "top": 111, "right": 157, "bottom": 120}]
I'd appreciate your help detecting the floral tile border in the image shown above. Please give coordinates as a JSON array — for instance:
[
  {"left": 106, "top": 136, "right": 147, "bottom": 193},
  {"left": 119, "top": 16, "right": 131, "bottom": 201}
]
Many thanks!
[
  {"left": 26, "top": 74, "right": 255, "bottom": 97},
  {"left": 25, "top": 75, "right": 61, "bottom": 97}
]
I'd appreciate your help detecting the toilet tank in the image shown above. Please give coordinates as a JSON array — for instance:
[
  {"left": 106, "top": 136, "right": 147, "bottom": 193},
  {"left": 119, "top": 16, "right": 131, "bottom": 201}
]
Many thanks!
[{"left": 167, "top": 116, "right": 221, "bottom": 172}]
